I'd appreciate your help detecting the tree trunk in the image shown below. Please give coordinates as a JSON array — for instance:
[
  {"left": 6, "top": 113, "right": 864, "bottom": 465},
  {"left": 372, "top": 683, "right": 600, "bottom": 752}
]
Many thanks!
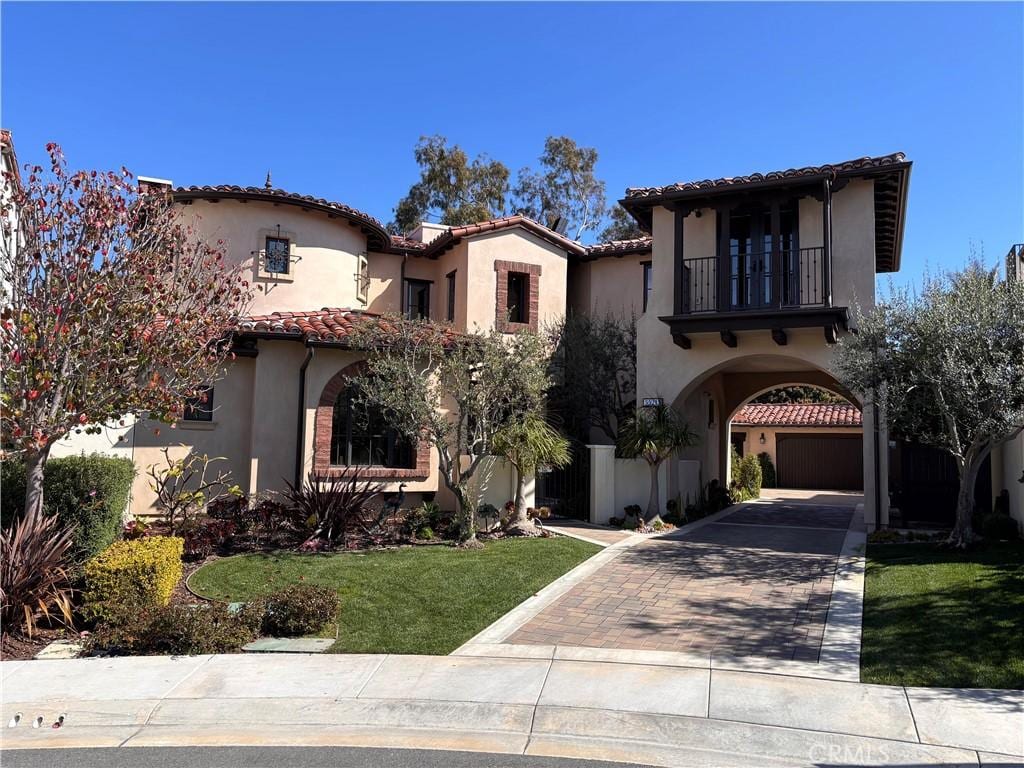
[
  {"left": 949, "top": 452, "right": 984, "bottom": 549},
  {"left": 23, "top": 445, "right": 51, "bottom": 519},
  {"left": 644, "top": 460, "right": 664, "bottom": 525},
  {"left": 504, "top": 465, "right": 541, "bottom": 537},
  {"left": 452, "top": 484, "right": 482, "bottom": 548}
]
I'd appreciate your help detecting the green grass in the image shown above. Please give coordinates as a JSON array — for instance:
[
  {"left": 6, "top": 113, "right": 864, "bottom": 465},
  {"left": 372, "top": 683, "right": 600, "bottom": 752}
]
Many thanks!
[
  {"left": 862, "top": 541, "right": 1024, "bottom": 689},
  {"left": 188, "top": 536, "right": 600, "bottom": 655}
]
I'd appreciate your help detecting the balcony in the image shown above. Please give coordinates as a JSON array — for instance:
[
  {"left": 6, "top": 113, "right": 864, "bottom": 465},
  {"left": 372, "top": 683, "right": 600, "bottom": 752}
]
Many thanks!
[
  {"left": 661, "top": 247, "right": 849, "bottom": 348},
  {"left": 1007, "top": 244, "right": 1023, "bottom": 282}
]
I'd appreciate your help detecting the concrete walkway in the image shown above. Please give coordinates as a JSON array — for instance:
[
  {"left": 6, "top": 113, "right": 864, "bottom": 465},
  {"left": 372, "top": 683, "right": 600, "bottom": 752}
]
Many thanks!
[{"left": 2, "top": 654, "right": 1021, "bottom": 766}]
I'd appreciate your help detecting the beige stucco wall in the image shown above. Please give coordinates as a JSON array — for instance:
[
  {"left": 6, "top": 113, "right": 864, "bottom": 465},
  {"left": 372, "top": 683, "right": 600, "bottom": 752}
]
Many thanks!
[
  {"left": 579, "top": 252, "right": 649, "bottom": 318},
  {"left": 464, "top": 229, "right": 568, "bottom": 332},
  {"left": 992, "top": 433, "right": 1024, "bottom": 526},
  {"left": 181, "top": 200, "right": 367, "bottom": 315}
]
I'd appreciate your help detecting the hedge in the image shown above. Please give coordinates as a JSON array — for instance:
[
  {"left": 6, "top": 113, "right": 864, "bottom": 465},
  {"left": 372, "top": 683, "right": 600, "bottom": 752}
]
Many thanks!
[
  {"left": 83, "top": 536, "right": 184, "bottom": 623},
  {"left": 1, "top": 454, "right": 136, "bottom": 561}
]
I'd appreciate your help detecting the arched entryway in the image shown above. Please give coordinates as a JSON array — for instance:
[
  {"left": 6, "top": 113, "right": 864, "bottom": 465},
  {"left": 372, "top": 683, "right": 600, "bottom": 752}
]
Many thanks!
[{"left": 667, "top": 353, "right": 886, "bottom": 525}]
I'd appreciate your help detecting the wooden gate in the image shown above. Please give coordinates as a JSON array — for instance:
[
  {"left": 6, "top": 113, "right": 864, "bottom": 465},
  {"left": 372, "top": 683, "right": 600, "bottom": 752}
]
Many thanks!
[
  {"left": 536, "top": 440, "right": 590, "bottom": 520},
  {"left": 777, "top": 433, "right": 864, "bottom": 490}
]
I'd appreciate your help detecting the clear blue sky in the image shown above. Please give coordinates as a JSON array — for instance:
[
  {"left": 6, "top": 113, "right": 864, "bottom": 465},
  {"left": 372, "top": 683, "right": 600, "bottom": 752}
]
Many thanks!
[{"left": 3, "top": 2, "right": 1022, "bottom": 288}]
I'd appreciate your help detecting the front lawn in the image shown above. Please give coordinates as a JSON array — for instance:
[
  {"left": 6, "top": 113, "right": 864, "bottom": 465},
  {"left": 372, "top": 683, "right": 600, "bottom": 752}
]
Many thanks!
[
  {"left": 188, "top": 536, "right": 600, "bottom": 655},
  {"left": 861, "top": 541, "right": 1024, "bottom": 689}
]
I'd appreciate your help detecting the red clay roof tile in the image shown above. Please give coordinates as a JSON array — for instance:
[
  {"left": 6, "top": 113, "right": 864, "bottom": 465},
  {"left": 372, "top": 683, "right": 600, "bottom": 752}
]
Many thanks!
[{"left": 732, "top": 403, "right": 862, "bottom": 428}]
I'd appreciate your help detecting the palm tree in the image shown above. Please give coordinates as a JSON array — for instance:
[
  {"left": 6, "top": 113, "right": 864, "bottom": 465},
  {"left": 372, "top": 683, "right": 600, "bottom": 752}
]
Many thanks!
[
  {"left": 491, "top": 413, "right": 571, "bottom": 536},
  {"left": 617, "top": 404, "right": 698, "bottom": 524}
]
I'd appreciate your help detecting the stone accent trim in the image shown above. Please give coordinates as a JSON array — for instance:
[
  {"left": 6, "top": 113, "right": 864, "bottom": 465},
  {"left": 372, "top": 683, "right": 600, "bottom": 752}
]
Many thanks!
[
  {"left": 313, "top": 361, "right": 430, "bottom": 479},
  {"left": 494, "top": 260, "right": 541, "bottom": 332}
]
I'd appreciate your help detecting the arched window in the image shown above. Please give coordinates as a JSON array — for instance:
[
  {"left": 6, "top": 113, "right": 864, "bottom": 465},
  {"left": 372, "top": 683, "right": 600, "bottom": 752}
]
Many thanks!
[{"left": 329, "top": 384, "right": 415, "bottom": 469}]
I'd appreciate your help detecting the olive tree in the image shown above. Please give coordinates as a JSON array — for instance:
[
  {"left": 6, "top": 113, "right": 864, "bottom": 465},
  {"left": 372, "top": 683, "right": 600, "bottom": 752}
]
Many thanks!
[
  {"left": 349, "top": 318, "right": 554, "bottom": 546},
  {"left": 835, "top": 262, "right": 1024, "bottom": 547}
]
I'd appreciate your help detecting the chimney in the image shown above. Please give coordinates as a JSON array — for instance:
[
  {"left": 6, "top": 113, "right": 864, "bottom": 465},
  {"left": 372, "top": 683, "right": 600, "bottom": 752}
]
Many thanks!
[
  {"left": 407, "top": 221, "right": 450, "bottom": 244},
  {"left": 137, "top": 175, "right": 173, "bottom": 197}
]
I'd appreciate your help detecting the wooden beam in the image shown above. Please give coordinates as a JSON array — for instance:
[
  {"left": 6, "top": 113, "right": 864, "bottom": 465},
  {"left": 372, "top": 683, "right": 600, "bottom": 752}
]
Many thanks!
[
  {"left": 672, "top": 332, "right": 692, "bottom": 350},
  {"left": 824, "top": 324, "right": 838, "bottom": 344},
  {"left": 772, "top": 328, "right": 788, "bottom": 346},
  {"left": 720, "top": 330, "right": 737, "bottom": 348}
]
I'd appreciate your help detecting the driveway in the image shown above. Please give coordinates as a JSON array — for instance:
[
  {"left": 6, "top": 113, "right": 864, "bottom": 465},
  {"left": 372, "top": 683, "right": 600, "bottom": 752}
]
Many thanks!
[{"left": 506, "top": 499, "right": 860, "bottom": 662}]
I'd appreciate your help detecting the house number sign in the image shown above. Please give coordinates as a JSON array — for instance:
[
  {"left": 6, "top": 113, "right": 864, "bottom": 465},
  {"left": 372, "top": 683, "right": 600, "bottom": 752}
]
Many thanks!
[{"left": 641, "top": 397, "right": 663, "bottom": 407}]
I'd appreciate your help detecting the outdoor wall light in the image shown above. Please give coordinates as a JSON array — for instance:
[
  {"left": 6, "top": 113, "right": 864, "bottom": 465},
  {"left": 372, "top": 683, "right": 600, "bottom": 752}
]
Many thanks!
[{"left": 759, "top": 432, "right": 766, "bottom": 444}]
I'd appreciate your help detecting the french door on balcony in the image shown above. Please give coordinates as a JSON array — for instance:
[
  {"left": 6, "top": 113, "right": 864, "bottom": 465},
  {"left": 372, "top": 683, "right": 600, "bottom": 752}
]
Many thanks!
[{"left": 721, "top": 204, "right": 797, "bottom": 311}]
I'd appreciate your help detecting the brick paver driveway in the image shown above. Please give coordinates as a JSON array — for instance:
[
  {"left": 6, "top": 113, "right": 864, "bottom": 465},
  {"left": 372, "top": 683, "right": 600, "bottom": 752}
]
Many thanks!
[{"left": 507, "top": 501, "right": 855, "bottom": 661}]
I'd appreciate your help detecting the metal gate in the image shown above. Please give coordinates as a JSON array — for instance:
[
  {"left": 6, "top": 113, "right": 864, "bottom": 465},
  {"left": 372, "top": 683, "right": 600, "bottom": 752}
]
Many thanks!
[
  {"left": 536, "top": 440, "right": 590, "bottom": 520},
  {"left": 777, "top": 434, "right": 864, "bottom": 490}
]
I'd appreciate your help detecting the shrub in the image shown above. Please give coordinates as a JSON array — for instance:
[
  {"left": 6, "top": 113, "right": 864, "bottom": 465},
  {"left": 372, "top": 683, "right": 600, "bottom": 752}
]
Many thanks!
[
  {"left": 735, "top": 454, "right": 763, "bottom": 499},
  {"left": 981, "top": 513, "right": 1019, "bottom": 541},
  {"left": 87, "top": 600, "right": 261, "bottom": 656},
  {"left": 868, "top": 529, "right": 902, "bottom": 543},
  {"left": 283, "top": 470, "right": 382, "bottom": 545},
  {"left": 82, "top": 536, "right": 183, "bottom": 622},
  {"left": 1, "top": 454, "right": 135, "bottom": 561},
  {"left": 757, "top": 452, "right": 777, "bottom": 489},
  {"left": 0, "top": 509, "right": 76, "bottom": 637},
  {"left": 418, "top": 526, "right": 434, "bottom": 540},
  {"left": 258, "top": 584, "right": 339, "bottom": 637}
]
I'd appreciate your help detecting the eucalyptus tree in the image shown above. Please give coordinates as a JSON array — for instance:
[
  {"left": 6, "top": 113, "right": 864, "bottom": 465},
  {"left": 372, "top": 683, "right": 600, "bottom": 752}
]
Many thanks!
[{"left": 835, "top": 262, "right": 1024, "bottom": 547}]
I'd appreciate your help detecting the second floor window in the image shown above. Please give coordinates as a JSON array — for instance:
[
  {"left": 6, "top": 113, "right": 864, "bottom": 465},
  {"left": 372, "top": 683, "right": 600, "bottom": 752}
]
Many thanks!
[
  {"left": 405, "top": 278, "right": 431, "bottom": 320},
  {"left": 265, "top": 236, "right": 290, "bottom": 274},
  {"left": 642, "top": 262, "right": 652, "bottom": 312},
  {"left": 446, "top": 271, "right": 456, "bottom": 322},
  {"left": 507, "top": 272, "right": 528, "bottom": 324},
  {"left": 183, "top": 385, "right": 214, "bottom": 422}
]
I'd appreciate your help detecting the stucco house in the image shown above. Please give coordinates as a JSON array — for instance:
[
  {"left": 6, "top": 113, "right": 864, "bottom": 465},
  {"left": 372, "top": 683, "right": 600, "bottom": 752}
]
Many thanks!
[{"left": 51, "top": 152, "right": 924, "bottom": 530}]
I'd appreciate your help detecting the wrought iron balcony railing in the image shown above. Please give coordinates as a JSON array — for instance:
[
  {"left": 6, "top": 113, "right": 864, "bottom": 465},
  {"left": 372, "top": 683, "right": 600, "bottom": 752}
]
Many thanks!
[{"left": 680, "top": 247, "right": 827, "bottom": 314}]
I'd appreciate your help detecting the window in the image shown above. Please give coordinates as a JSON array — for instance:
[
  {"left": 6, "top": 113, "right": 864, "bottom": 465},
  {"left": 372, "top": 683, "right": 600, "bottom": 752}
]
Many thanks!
[
  {"left": 183, "top": 386, "right": 214, "bottom": 422},
  {"left": 507, "top": 272, "right": 528, "bottom": 324},
  {"left": 355, "top": 254, "right": 369, "bottom": 305},
  {"left": 330, "top": 385, "right": 414, "bottom": 468},
  {"left": 404, "top": 279, "right": 431, "bottom": 320},
  {"left": 642, "top": 262, "right": 652, "bottom": 312},
  {"left": 446, "top": 271, "right": 456, "bottom": 322},
  {"left": 265, "top": 236, "right": 290, "bottom": 274}
]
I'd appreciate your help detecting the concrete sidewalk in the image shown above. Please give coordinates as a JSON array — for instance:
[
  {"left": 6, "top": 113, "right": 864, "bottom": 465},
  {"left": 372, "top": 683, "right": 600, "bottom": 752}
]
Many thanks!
[{"left": 2, "top": 654, "right": 1021, "bottom": 767}]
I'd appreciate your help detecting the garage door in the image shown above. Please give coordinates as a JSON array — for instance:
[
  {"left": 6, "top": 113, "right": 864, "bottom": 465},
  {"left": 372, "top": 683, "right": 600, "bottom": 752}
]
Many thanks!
[{"left": 777, "top": 434, "right": 863, "bottom": 490}]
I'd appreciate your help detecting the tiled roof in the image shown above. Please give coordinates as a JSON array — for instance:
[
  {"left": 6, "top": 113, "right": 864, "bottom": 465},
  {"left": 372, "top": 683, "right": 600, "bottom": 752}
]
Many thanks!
[
  {"left": 171, "top": 185, "right": 392, "bottom": 251},
  {"left": 237, "top": 308, "right": 459, "bottom": 347},
  {"left": 584, "top": 237, "right": 653, "bottom": 259},
  {"left": 238, "top": 308, "right": 376, "bottom": 344},
  {"left": 624, "top": 153, "right": 908, "bottom": 200},
  {"left": 733, "top": 403, "right": 862, "bottom": 428},
  {"left": 422, "top": 215, "right": 587, "bottom": 258},
  {"left": 390, "top": 234, "right": 428, "bottom": 252}
]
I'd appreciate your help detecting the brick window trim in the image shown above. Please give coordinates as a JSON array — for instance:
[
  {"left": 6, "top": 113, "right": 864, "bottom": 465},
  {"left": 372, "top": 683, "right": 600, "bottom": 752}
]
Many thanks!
[
  {"left": 494, "top": 260, "right": 541, "bottom": 332},
  {"left": 312, "top": 361, "right": 430, "bottom": 479}
]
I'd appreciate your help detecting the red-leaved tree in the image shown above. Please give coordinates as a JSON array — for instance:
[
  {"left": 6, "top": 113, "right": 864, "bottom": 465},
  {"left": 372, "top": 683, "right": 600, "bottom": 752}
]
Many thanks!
[{"left": 1, "top": 143, "right": 251, "bottom": 517}]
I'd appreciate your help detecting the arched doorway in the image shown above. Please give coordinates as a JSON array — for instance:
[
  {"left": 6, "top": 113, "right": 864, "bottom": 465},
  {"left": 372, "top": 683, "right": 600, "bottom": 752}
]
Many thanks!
[{"left": 666, "top": 353, "right": 885, "bottom": 523}]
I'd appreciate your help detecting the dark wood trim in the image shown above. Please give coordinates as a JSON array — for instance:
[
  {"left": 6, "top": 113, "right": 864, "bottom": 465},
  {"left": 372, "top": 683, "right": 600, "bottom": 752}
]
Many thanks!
[
  {"left": 659, "top": 306, "right": 849, "bottom": 336},
  {"left": 717, "top": 206, "right": 731, "bottom": 312},
  {"left": 672, "top": 332, "right": 692, "bottom": 350},
  {"left": 824, "top": 323, "right": 839, "bottom": 344},
  {"left": 822, "top": 179, "right": 833, "bottom": 307},
  {"left": 673, "top": 208, "right": 685, "bottom": 314},
  {"left": 770, "top": 201, "right": 782, "bottom": 309},
  {"left": 771, "top": 328, "right": 788, "bottom": 346},
  {"left": 720, "top": 330, "right": 738, "bottom": 348}
]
